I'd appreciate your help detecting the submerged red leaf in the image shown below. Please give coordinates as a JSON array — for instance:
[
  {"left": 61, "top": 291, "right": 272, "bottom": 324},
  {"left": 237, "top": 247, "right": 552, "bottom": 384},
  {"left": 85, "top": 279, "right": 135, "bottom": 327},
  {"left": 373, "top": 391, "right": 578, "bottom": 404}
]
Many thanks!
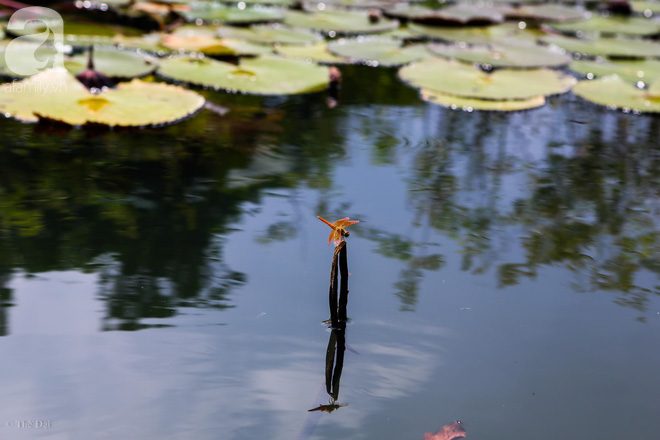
[{"left": 424, "top": 421, "right": 466, "bottom": 440}]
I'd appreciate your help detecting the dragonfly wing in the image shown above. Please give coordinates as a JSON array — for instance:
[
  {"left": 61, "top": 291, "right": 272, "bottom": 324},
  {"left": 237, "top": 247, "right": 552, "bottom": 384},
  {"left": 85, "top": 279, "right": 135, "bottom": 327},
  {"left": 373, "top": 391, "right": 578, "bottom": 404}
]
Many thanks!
[
  {"left": 334, "top": 218, "right": 359, "bottom": 228},
  {"left": 331, "top": 230, "right": 343, "bottom": 246}
]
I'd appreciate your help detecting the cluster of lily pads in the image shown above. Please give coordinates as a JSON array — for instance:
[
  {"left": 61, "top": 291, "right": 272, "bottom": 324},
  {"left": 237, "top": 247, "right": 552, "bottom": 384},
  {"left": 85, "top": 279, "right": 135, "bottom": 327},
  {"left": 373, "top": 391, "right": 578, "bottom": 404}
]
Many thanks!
[{"left": 1, "top": 0, "right": 660, "bottom": 127}]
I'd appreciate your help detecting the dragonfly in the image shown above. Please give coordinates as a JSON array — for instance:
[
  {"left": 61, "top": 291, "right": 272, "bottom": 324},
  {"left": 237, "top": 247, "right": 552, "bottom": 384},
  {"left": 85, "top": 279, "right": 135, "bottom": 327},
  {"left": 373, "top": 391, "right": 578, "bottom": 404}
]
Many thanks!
[{"left": 317, "top": 216, "right": 359, "bottom": 246}]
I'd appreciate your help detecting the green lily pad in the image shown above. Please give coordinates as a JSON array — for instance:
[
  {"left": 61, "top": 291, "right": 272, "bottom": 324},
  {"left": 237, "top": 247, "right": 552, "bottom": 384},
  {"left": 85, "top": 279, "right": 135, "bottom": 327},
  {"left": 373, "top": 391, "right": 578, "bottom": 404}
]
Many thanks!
[
  {"left": 551, "top": 16, "right": 660, "bottom": 37},
  {"left": 217, "top": 24, "right": 322, "bottom": 45},
  {"left": 385, "top": 3, "right": 511, "bottom": 25},
  {"left": 275, "top": 42, "right": 352, "bottom": 64},
  {"left": 65, "top": 48, "right": 158, "bottom": 79},
  {"left": 383, "top": 5, "right": 439, "bottom": 21},
  {"left": 181, "top": 2, "right": 285, "bottom": 24},
  {"left": 220, "top": 0, "right": 295, "bottom": 5},
  {"left": 408, "top": 22, "right": 541, "bottom": 45},
  {"left": 161, "top": 30, "right": 271, "bottom": 56},
  {"left": 0, "top": 44, "right": 60, "bottom": 78},
  {"left": 327, "top": 38, "right": 430, "bottom": 67},
  {"left": 428, "top": 42, "right": 572, "bottom": 69},
  {"left": 632, "top": 1, "right": 660, "bottom": 15},
  {"left": 158, "top": 54, "right": 330, "bottom": 94},
  {"left": 284, "top": 10, "right": 399, "bottom": 35},
  {"left": 506, "top": 4, "right": 588, "bottom": 22},
  {"left": 0, "top": 67, "right": 205, "bottom": 126},
  {"left": 8, "top": 15, "right": 143, "bottom": 46},
  {"left": 113, "top": 33, "right": 169, "bottom": 53},
  {"left": 399, "top": 57, "right": 575, "bottom": 100},
  {"left": 304, "top": 0, "right": 402, "bottom": 8},
  {"left": 570, "top": 59, "right": 660, "bottom": 84},
  {"left": 573, "top": 75, "right": 660, "bottom": 113},
  {"left": 420, "top": 88, "right": 546, "bottom": 111},
  {"left": 541, "top": 34, "right": 660, "bottom": 58}
]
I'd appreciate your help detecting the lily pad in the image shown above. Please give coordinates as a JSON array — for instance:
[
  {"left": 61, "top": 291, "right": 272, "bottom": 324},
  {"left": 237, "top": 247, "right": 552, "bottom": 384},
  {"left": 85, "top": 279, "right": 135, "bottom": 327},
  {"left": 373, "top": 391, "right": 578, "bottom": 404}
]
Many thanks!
[
  {"left": 541, "top": 34, "right": 660, "bottom": 58},
  {"left": 284, "top": 10, "right": 399, "bottom": 35},
  {"left": 181, "top": 2, "right": 285, "bottom": 24},
  {"left": 275, "top": 42, "right": 352, "bottom": 64},
  {"left": 221, "top": 0, "right": 295, "bottom": 4},
  {"left": 422, "top": 3, "right": 511, "bottom": 25},
  {"left": 428, "top": 42, "right": 572, "bottom": 69},
  {"left": 399, "top": 57, "right": 575, "bottom": 100},
  {"left": 408, "top": 22, "right": 541, "bottom": 45},
  {"left": 385, "top": 3, "right": 511, "bottom": 25},
  {"left": 8, "top": 15, "right": 143, "bottom": 46},
  {"left": 573, "top": 75, "right": 660, "bottom": 113},
  {"left": 158, "top": 54, "right": 330, "bottom": 94},
  {"left": 632, "top": 1, "right": 660, "bottom": 16},
  {"left": 113, "top": 33, "right": 168, "bottom": 53},
  {"left": 551, "top": 16, "right": 660, "bottom": 37},
  {"left": 420, "top": 88, "right": 546, "bottom": 111},
  {"left": 217, "top": 24, "right": 322, "bottom": 45},
  {"left": 570, "top": 59, "right": 660, "bottom": 84},
  {"left": 65, "top": 48, "right": 158, "bottom": 79},
  {"left": 327, "top": 38, "right": 430, "bottom": 67},
  {"left": 161, "top": 32, "right": 271, "bottom": 56},
  {"left": 303, "top": 0, "right": 402, "bottom": 9},
  {"left": 0, "top": 67, "right": 205, "bottom": 126},
  {"left": 0, "top": 44, "right": 60, "bottom": 78},
  {"left": 506, "top": 4, "right": 588, "bottom": 22}
]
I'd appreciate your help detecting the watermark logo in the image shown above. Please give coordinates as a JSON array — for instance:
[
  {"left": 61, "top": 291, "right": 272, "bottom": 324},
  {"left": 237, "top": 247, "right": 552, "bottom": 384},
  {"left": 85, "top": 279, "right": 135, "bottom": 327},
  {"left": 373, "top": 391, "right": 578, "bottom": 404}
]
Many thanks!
[{"left": 4, "top": 7, "right": 64, "bottom": 76}]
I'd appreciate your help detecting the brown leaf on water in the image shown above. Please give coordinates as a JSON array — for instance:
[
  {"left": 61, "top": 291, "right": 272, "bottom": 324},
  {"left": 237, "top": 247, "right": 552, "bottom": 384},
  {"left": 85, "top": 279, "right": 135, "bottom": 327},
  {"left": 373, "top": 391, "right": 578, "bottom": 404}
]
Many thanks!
[{"left": 423, "top": 421, "right": 466, "bottom": 440}]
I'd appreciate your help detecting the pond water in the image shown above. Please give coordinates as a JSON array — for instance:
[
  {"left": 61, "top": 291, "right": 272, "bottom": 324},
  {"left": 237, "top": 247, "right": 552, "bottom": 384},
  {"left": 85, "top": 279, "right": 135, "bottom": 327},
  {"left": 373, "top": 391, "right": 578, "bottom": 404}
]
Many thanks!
[{"left": 0, "top": 66, "right": 659, "bottom": 440}]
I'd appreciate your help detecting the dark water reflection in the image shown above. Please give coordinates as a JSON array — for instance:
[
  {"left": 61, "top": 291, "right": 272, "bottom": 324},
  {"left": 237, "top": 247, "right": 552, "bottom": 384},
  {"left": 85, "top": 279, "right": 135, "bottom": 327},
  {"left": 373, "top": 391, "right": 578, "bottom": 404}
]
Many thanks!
[{"left": 0, "top": 66, "right": 659, "bottom": 439}]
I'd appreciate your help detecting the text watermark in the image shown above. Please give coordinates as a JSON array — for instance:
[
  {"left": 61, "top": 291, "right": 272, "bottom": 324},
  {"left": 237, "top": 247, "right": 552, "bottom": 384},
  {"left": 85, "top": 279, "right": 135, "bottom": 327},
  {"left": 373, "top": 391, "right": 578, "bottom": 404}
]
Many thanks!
[{"left": 4, "top": 7, "right": 64, "bottom": 76}]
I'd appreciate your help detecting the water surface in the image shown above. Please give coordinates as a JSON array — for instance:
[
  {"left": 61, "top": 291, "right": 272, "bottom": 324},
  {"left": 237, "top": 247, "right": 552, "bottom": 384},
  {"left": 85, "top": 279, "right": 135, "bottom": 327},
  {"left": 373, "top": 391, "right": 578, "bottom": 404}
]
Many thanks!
[{"left": 0, "top": 66, "right": 659, "bottom": 440}]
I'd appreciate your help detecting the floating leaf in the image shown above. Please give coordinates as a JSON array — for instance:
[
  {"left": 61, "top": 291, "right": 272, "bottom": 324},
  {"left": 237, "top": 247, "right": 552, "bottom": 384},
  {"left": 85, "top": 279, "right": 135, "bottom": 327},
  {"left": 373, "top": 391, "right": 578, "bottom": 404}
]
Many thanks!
[
  {"left": 420, "top": 88, "right": 546, "bottom": 111},
  {"left": 113, "top": 33, "right": 168, "bottom": 53},
  {"left": 217, "top": 24, "right": 322, "bottom": 45},
  {"left": 399, "top": 57, "right": 575, "bottom": 100},
  {"left": 632, "top": 1, "right": 660, "bottom": 15},
  {"left": 428, "top": 42, "right": 571, "bottom": 69},
  {"left": 65, "top": 48, "right": 158, "bottom": 79},
  {"left": 275, "top": 42, "right": 352, "bottom": 64},
  {"left": 408, "top": 22, "right": 541, "bottom": 45},
  {"left": 166, "top": 24, "right": 270, "bottom": 55},
  {"left": 9, "top": 16, "right": 143, "bottom": 46},
  {"left": 570, "top": 59, "right": 660, "bottom": 84},
  {"left": 385, "top": 3, "right": 511, "bottom": 25},
  {"left": 506, "top": 4, "right": 588, "bottom": 22},
  {"left": 0, "top": 44, "right": 59, "bottom": 78},
  {"left": 221, "top": 0, "right": 296, "bottom": 4},
  {"left": 161, "top": 33, "right": 271, "bottom": 56},
  {"left": 541, "top": 34, "right": 660, "bottom": 58},
  {"left": 383, "top": 5, "right": 441, "bottom": 21},
  {"left": 158, "top": 54, "right": 330, "bottom": 94},
  {"left": 327, "top": 38, "right": 430, "bottom": 67},
  {"left": 573, "top": 75, "right": 660, "bottom": 113},
  {"left": 551, "top": 16, "right": 660, "bottom": 37},
  {"left": 0, "top": 67, "right": 205, "bottom": 126},
  {"left": 284, "top": 10, "right": 399, "bottom": 35},
  {"left": 181, "top": 2, "right": 285, "bottom": 24},
  {"left": 423, "top": 3, "right": 510, "bottom": 25},
  {"left": 304, "top": 0, "right": 401, "bottom": 8}
]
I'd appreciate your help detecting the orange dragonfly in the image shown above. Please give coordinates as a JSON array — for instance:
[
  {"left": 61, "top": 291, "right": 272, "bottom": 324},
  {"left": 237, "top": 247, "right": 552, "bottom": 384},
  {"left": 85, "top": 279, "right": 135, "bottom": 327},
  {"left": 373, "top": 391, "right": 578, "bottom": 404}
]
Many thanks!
[{"left": 317, "top": 216, "right": 359, "bottom": 246}]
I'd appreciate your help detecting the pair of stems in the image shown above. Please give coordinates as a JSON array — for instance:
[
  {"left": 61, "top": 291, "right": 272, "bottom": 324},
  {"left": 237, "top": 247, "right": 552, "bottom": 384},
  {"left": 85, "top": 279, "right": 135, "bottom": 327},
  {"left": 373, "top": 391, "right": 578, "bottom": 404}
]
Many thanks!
[
  {"left": 326, "top": 241, "right": 349, "bottom": 400},
  {"left": 328, "top": 241, "right": 349, "bottom": 328}
]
